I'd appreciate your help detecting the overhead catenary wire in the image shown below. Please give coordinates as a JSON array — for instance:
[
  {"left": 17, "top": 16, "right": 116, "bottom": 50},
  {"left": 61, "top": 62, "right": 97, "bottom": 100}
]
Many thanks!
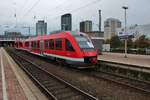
[
  {"left": 20, "top": 0, "right": 68, "bottom": 21},
  {"left": 46, "top": 0, "right": 102, "bottom": 31},
  {"left": 18, "top": 0, "right": 29, "bottom": 16},
  {"left": 21, "top": 0, "right": 41, "bottom": 19},
  {"left": 69, "top": 0, "right": 101, "bottom": 13},
  {"left": 47, "top": 0, "right": 101, "bottom": 21},
  {"left": 46, "top": 0, "right": 70, "bottom": 14},
  {"left": 18, "top": 0, "right": 102, "bottom": 32},
  {"left": 24, "top": 0, "right": 101, "bottom": 21}
]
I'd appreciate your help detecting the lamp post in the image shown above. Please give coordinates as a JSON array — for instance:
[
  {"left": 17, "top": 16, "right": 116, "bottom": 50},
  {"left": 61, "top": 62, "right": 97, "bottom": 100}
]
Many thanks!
[{"left": 122, "top": 6, "right": 128, "bottom": 58}]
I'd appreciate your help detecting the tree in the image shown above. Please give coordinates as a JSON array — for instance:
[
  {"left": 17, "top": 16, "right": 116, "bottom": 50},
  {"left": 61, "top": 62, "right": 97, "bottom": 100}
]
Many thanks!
[
  {"left": 135, "top": 35, "right": 150, "bottom": 48},
  {"left": 105, "top": 39, "right": 110, "bottom": 44},
  {"left": 110, "top": 35, "right": 122, "bottom": 48},
  {"left": 127, "top": 38, "right": 134, "bottom": 48}
]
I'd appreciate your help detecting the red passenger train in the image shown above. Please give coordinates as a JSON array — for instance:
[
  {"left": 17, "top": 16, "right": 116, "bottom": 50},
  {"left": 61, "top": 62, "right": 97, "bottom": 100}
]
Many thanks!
[{"left": 15, "top": 31, "right": 97, "bottom": 68}]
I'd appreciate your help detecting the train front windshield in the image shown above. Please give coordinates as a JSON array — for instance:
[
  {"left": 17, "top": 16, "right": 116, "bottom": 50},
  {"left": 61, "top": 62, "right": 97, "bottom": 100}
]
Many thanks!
[{"left": 75, "top": 36, "right": 94, "bottom": 51}]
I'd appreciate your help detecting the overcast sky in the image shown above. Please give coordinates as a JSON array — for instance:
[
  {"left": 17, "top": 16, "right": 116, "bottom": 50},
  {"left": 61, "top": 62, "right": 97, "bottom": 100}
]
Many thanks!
[{"left": 0, "top": 0, "right": 150, "bottom": 35}]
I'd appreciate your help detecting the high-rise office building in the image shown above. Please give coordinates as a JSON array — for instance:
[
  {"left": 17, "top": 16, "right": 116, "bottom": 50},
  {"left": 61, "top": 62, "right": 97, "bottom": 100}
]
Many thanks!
[
  {"left": 80, "top": 20, "right": 92, "bottom": 33},
  {"left": 36, "top": 20, "right": 47, "bottom": 36},
  {"left": 80, "top": 21, "right": 85, "bottom": 32},
  {"left": 104, "top": 18, "right": 121, "bottom": 40},
  {"left": 61, "top": 13, "right": 72, "bottom": 31}
]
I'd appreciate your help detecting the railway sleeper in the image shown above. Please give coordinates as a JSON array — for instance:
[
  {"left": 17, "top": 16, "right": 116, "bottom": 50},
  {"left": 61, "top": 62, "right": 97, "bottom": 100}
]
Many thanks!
[
  {"left": 42, "top": 82, "right": 62, "bottom": 87},
  {"left": 7, "top": 48, "right": 99, "bottom": 100},
  {"left": 31, "top": 74, "right": 46, "bottom": 79},
  {"left": 47, "top": 85, "right": 67, "bottom": 91},
  {"left": 62, "top": 95, "right": 86, "bottom": 100},
  {"left": 41, "top": 80, "right": 55, "bottom": 84},
  {"left": 52, "top": 88, "right": 73, "bottom": 95},
  {"left": 55, "top": 92, "right": 78, "bottom": 100}
]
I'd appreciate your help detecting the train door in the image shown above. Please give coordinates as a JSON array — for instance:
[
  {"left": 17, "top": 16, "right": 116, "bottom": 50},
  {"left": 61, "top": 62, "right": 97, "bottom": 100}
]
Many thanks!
[{"left": 40, "top": 40, "right": 44, "bottom": 54}]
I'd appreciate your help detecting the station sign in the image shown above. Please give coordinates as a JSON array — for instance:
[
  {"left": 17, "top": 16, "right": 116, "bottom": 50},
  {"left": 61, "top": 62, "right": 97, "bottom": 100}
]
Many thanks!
[{"left": 118, "top": 32, "right": 134, "bottom": 40}]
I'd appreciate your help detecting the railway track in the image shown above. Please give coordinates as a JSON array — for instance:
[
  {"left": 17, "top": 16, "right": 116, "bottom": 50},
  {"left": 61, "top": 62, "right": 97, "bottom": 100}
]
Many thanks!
[
  {"left": 7, "top": 48, "right": 98, "bottom": 100},
  {"left": 88, "top": 70, "right": 150, "bottom": 94},
  {"left": 6, "top": 48, "right": 150, "bottom": 98}
]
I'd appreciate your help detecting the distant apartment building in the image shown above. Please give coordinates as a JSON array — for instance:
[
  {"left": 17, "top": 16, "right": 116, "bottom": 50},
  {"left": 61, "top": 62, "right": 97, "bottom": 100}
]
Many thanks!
[
  {"left": 36, "top": 20, "right": 47, "bottom": 36},
  {"left": 61, "top": 13, "right": 72, "bottom": 31},
  {"left": 80, "top": 20, "right": 92, "bottom": 33},
  {"left": 104, "top": 18, "right": 121, "bottom": 40},
  {"left": 0, "top": 31, "right": 29, "bottom": 41},
  {"left": 4, "top": 31, "right": 21, "bottom": 37}
]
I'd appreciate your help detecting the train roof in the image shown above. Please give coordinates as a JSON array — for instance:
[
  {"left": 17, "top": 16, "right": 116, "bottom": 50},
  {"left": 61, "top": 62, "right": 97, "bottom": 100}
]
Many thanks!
[
  {"left": 50, "top": 31, "right": 87, "bottom": 36},
  {"left": 24, "top": 31, "right": 88, "bottom": 42}
]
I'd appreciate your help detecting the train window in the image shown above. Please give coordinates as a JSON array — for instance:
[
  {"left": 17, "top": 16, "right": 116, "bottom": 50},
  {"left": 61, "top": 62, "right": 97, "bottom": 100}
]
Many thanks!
[
  {"left": 65, "top": 39, "right": 74, "bottom": 51},
  {"left": 45, "top": 40, "right": 49, "bottom": 49},
  {"left": 49, "top": 39, "right": 54, "bottom": 49},
  {"left": 75, "top": 36, "right": 94, "bottom": 50},
  {"left": 56, "top": 39, "right": 62, "bottom": 50}
]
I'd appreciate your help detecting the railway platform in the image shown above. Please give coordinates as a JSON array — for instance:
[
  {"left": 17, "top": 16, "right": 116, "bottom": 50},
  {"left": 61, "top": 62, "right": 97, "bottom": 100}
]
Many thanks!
[
  {"left": 98, "top": 52, "right": 150, "bottom": 68},
  {"left": 98, "top": 52, "right": 150, "bottom": 78},
  {"left": 0, "top": 47, "right": 48, "bottom": 100},
  {"left": 98, "top": 52, "right": 150, "bottom": 81}
]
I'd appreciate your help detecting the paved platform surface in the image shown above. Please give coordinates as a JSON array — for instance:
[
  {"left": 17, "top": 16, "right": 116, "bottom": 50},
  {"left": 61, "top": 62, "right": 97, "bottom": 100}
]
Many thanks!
[
  {"left": 98, "top": 52, "right": 150, "bottom": 68},
  {"left": 0, "top": 47, "right": 48, "bottom": 100}
]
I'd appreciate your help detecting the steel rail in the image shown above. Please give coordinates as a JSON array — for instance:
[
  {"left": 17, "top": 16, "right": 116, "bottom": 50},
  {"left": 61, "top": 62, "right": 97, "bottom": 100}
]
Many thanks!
[{"left": 6, "top": 48, "right": 98, "bottom": 100}]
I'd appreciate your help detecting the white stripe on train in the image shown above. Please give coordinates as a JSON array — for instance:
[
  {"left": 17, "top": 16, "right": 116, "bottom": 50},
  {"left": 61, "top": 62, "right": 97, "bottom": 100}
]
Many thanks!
[
  {"left": 44, "top": 53, "right": 84, "bottom": 62},
  {"left": 30, "top": 51, "right": 84, "bottom": 62},
  {"left": 16, "top": 47, "right": 85, "bottom": 62}
]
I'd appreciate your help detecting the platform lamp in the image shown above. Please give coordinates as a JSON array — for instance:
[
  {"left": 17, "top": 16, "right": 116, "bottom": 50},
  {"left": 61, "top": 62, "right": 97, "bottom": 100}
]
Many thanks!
[{"left": 122, "top": 6, "right": 128, "bottom": 58}]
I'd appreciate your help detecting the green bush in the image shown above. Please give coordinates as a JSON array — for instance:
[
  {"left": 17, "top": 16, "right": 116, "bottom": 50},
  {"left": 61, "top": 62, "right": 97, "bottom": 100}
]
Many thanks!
[
  {"left": 137, "top": 48, "right": 145, "bottom": 54},
  {"left": 110, "top": 48, "right": 147, "bottom": 55}
]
